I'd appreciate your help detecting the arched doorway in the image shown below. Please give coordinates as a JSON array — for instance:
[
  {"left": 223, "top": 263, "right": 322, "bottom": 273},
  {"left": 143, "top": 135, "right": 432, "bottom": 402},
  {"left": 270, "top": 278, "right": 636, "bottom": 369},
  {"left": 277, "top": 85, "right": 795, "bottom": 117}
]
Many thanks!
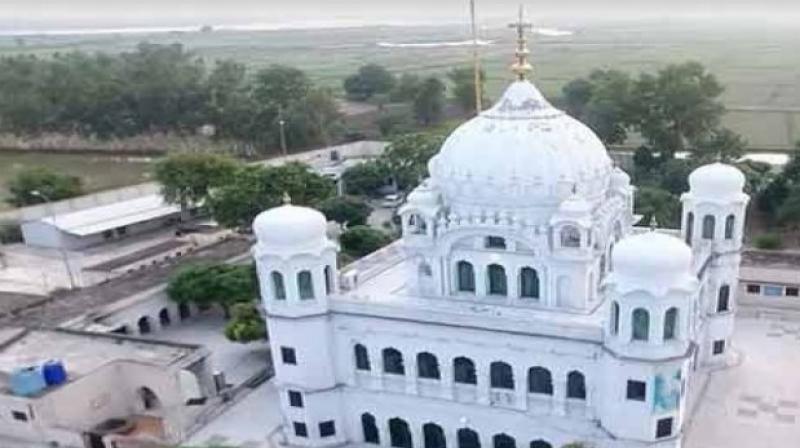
[
  {"left": 138, "top": 387, "right": 161, "bottom": 411},
  {"left": 137, "top": 316, "right": 152, "bottom": 335},
  {"left": 458, "top": 428, "right": 481, "bottom": 448},
  {"left": 389, "top": 417, "right": 412, "bottom": 448},
  {"left": 159, "top": 308, "right": 171, "bottom": 327},
  {"left": 178, "top": 302, "right": 191, "bottom": 321},
  {"left": 423, "top": 423, "right": 446, "bottom": 448}
]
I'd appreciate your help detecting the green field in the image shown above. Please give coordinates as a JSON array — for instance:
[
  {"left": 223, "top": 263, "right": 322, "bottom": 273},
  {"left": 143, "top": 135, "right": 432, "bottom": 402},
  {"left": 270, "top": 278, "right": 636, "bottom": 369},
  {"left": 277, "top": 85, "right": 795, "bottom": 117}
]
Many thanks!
[{"left": 0, "top": 19, "right": 799, "bottom": 148}]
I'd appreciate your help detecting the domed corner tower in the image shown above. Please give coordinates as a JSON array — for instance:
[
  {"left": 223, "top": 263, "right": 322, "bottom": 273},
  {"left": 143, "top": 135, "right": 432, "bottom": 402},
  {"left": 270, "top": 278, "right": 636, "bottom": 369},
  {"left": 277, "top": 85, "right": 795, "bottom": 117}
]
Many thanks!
[
  {"left": 252, "top": 197, "right": 343, "bottom": 447},
  {"left": 599, "top": 230, "right": 699, "bottom": 446},
  {"left": 681, "top": 162, "right": 749, "bottom": 367},
  {"left": 398, "top": 179, "right": 443, "bottom": 297}
]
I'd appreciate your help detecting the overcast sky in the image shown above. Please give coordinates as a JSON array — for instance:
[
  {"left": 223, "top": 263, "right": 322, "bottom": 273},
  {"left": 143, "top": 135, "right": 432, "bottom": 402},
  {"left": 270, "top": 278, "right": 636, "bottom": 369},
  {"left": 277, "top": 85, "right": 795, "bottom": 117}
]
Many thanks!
[{"left": 2, "top": 0, "right": 799, "bottom": 30}]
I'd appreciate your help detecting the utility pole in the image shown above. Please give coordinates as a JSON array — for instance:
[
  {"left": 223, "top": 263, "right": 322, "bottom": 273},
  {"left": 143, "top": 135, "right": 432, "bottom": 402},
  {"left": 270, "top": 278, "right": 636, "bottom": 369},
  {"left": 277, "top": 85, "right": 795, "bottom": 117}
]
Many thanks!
[
  {"left": 470, "top": 0, "right": 483, "bottom": 115},
  {"left": 30, "top": 190, "right": 76, "bottom": 290}
]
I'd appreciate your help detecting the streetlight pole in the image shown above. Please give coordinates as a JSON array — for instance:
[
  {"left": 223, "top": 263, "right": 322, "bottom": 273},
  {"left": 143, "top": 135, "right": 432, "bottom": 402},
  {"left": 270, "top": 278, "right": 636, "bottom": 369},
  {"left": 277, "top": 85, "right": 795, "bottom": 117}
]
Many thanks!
[
  {"left": 31, "top": 190, "right": 76, "bottom": 290},
  {"left": 278, "top": 106, "right": 288, "bottom": 157}
]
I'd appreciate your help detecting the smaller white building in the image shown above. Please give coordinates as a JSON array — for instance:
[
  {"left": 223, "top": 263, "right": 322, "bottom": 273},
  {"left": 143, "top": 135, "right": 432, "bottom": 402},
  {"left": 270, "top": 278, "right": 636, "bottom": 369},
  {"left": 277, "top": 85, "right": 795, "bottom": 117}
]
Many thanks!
[
  {"left": 20, "top": 194, "right": 184, "bottom": 250},
  {"left": 0, "top": 327, "right": 216, "bottom": 448}
]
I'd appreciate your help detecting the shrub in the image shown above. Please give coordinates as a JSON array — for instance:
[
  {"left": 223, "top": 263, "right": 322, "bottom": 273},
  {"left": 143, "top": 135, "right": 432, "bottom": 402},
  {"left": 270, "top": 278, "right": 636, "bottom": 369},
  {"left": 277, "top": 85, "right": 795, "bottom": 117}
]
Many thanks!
[
  {"left": 753, "top": 233, "right": 782, "bottom": 250},
  {"left": 339, "top": 225, "right": 392, "bottom": 257}
]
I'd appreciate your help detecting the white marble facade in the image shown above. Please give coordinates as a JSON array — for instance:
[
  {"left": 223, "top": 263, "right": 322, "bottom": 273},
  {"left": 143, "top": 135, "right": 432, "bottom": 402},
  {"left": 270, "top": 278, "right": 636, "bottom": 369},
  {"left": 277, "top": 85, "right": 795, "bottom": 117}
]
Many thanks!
[{"left": 252, "top": 36, "right": 749, "bottom": 448}]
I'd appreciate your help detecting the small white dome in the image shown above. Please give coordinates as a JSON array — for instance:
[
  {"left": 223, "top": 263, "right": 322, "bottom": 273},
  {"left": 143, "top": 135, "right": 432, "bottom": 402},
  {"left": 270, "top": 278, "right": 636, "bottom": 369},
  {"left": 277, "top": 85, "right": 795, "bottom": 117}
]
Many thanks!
[
  {"left": 253, "top": 203, "right": 328, "bottom": 250},
  {"left": 610, "top": 167, "right": 631, "bottom": 190},
  {"left": 688, "top": 162, "right": 745, "bottom": 199},
  {"left": 557, "top": 192, "right": 592, "bottom": 217},
  {"left": 613, "top": 231, "right": 693, "bottom": 289},
  {"left": 428, "top": 80, "right": 612, "bottom": 211},
  {"left": 406, "top": 182, "right": 440, "bottom": 209}
]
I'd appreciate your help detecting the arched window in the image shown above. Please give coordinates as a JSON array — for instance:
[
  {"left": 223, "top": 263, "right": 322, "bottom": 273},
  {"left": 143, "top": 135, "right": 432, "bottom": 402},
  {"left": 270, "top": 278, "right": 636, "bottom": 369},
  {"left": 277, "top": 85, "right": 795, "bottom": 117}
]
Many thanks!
[
  {"left": 423, "top": 423, "right": 446, "bottom": 448},
  {"left": 389, "top": 418, "right": 412, "bottom": 448},
  {"left": 383, "top": 348, "right": 405, "bottom": 375},
  {"left": 457, "top": 428, "right": 481, "bottom": 448},
  {"left": 324, "top": 265, "right": 334, "bottom": 295},
  {"left": 685, "top": 212, "right": 694, "bottom": 245},
  {"left": 664, "top": 308, "right": 679, "bottom": 341},
  {"left": 702, "top": 215, "right": 715, "bottom": 240},
  {"left": 453, "top": 357, "right": 477, "bottom": 384},
  {"left": 158, "top": 308, "right": 171, "bottom": 327},
  {"left": 632, "top": 308, "right": 650, "bottom": 341},
  {"left": 530, "top": 441, "right": 552, "bottom": 448},
  {"left": 138, "top": 386, "right": 161, "bottom": 410},
  {"left": 297, "top": 271, "right": 314, "bottom": 300},
  {"left": 610, "top": 301, "right": 620, "bottom": 335},
  {"left": 485, "top": 236, "right": 507, "bottom": 249},
  {"left": 419, "top": 262, "right": 433, "bottom": 277},
  {"left": 271, "top": 271, "right": 286, "bottom": 300},
  {"left": 138, "top": 316, "right": 151, "bottom": 335},
  {"left": 599, "top": 255, "right": 607, "bottom": 279},
  {"left": 493, "top": 434, "right": 516, "bottom": 448},
  {"left": 528, "top": 367, "right": 553, "bottom": 395},
  {"left": 457, "top": 261, "right": 475, "bottom": 293},
  {"left": 725, "top": 214, "right": 735, "bottom": 240},
  {"left": 519, "top": 267, "right": 540, "bottom": 299},
  {"left": 560, "top": 226, "right": 581, "bottom": 248},
  {"left": 566, "top": 371, "right": 586, "bottom": 400},
  {"left": 490, "top": 361, "right": 514, "bottom": 389},
  {"left": 417, "top": 352, "right": 441, "bottom": 379},
  {"left": 362, "top": 413, "right": 380, "bottom": 444},
  {"left": 355, "top": 344, "right": 370, "bottom": 371},
  {"left": 718, "top": 285, "right": 730, "bottom": 312},
  {"left": 178, "top": 302, "right": 191, "bottom": 320},
  {"left": 487, "top": 264, "right": 507, "bottom": 296}
]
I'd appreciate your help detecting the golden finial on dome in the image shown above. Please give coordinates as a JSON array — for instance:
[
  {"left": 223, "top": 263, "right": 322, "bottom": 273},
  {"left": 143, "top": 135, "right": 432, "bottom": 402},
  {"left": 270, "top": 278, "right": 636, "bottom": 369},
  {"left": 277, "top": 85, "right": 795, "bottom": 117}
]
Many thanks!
[
  {"left": 282, "top": 191, "right": 292, "bottom": 205},
  {"left": 508, "top": 5, "right": 533, "bottom": 81}
]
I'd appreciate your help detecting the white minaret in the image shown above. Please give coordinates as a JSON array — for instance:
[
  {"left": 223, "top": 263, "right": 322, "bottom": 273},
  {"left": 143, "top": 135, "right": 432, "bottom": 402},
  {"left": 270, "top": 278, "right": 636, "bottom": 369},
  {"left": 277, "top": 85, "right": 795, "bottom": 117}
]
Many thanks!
[
  {"left": 600, "top": 230, "right": 699, "bottom": 445},
  {"left": 681, "top": 162, "right": 749, "bottom": 366},
  {"left": 252, "top": 196, "right": 343, "bottom": 446}
]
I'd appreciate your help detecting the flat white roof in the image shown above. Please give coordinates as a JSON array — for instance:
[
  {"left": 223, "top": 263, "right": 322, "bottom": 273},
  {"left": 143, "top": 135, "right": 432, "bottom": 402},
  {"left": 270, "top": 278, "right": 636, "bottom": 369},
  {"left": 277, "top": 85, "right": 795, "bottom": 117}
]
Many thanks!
[
  {"left": 0, "top": 327, "right": 199, "bottom": 396},
  {"left": 38, "top": 194, "right": 180, "bottom": 237}
]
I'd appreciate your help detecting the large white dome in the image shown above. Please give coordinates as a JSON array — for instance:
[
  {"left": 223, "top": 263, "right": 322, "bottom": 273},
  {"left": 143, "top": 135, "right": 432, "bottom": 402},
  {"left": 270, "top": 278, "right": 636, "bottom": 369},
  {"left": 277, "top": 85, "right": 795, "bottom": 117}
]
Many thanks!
[
  {"left": 428, "top": 80, "right": 613, "bottom": 211},
  {"left": 253, "top": 203, "right": 328, "bottom": 251}
]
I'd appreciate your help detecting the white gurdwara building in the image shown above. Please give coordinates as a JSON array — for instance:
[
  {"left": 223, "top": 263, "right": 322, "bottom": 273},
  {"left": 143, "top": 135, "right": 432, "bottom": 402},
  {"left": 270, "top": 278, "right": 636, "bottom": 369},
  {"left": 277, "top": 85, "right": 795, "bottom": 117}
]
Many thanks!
[{"left": 251, "top": 23, "right": 749, "bottom": 448}]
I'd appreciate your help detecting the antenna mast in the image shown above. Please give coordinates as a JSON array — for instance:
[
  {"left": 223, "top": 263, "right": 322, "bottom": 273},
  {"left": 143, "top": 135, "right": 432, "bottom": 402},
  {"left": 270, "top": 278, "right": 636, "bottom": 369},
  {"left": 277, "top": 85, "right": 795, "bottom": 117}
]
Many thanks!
[{"left": 470, "top": 0, "right": 483, "bottom": 114}]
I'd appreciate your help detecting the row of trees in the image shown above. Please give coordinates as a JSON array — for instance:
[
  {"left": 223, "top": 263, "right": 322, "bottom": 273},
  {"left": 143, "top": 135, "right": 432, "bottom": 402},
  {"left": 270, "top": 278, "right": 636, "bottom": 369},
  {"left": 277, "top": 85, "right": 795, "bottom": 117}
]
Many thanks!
[
  {"left": 343, "top": 63, "right": 487, "bottom": 134},
  {"left": 0, "top": 43, "right": 342, "bottom": 152}
]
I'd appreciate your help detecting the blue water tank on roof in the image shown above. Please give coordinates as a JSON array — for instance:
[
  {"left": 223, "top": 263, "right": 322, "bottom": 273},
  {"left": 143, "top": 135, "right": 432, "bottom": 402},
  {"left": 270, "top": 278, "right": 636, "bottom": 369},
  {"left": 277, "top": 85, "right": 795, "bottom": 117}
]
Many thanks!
[
  {"left": 42, "top": 360, "right": 67, "bottom": 386},
  {"left": 9, "top": 366, "right": 47, "bottom": 397}
]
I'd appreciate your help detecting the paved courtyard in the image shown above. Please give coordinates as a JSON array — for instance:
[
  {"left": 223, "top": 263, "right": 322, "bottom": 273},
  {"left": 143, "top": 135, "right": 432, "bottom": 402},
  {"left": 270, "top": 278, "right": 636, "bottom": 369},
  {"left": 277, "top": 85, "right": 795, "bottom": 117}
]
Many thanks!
[
  {"left": 684, "top": 313, "right": 800, "bottom": 448},
  {"left": 187, "top": 380, "right": 283, "bottom": 448},
  {"left": 146, "top": 312, "right": 271, "bottom": 385}
]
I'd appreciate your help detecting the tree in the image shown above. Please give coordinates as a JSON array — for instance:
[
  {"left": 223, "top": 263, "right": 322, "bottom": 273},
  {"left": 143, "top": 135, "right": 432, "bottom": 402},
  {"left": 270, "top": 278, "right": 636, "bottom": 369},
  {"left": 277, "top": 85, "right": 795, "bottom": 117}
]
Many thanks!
[
  {"left": 224, "top": 302, "right": 267, "bottom": 343},
  {"left": 6, "top": 167, "right": 83, "bottom": 206},
  {"left": 382, "top": 133, "right": 444, "bottom": 191},
  {"left": 634, "top": 186, "right": 681, "bottom": 228},
  {"left": 251, "top": 65, "right": 310, "bottom": 109},
  {"left": 448, "top": 66, "right": 487, "bottom": 113},
  {"left": 391, "top": 73, "right": 422, "bottom": 102},
  {"left": 154, "top": 153, "right": 239, "bottom": 207},
  {"left": 413, "top": 77, "right": 446, "bottom": 126},
  {"left": 560, "top": 70, "right": 633, "bottom": 145},
  {"left": 317, "top": 196, "right": 372, "bottom": 227},
  {"left": 631, "top": 61, "right": 724, "bottom": 156},
  {"left": 343, "top": 64, "right": 396, "bottom": 101},
  {"left": 206, "top": 162, "right": 335, "bottom": 230},
  {"left": 341, "top": 161, "right": 390, "bottom": 197},
  {"left": 692, "top": 127, "right": 746, "bottom": 163},
  {"left": 777, "top": 187, "right": 800, "bottom": 226},
  {"left": 339, "top": 225, "right": 392, "bottom": 257},
  {"left": 376, "top": 109, "right": 415, "bottom": 137},
  {"left": 167, "top": 263, "right": 257, "bottom": 317}
]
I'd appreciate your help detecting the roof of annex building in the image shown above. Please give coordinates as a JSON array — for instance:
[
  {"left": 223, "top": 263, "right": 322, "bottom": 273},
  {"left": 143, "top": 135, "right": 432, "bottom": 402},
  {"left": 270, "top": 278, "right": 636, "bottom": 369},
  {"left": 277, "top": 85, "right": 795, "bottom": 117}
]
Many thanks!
[
  {"left": 0, "top": 327, "right": 204, "bottom": 397},
  {"left": 38, "top": 194, "right": 180, "bottom": 237}
]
